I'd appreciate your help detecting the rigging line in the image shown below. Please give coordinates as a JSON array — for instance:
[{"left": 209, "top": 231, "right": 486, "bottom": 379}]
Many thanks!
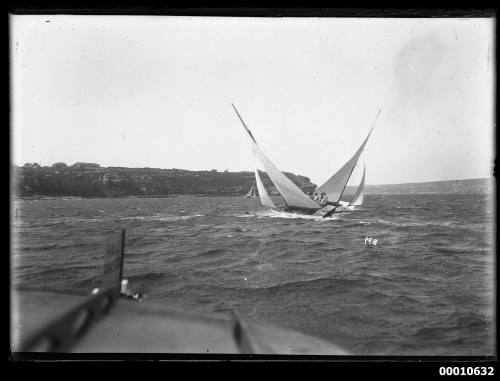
[{"left": 370, "top": 108, "right": 382, "bottom": 131}]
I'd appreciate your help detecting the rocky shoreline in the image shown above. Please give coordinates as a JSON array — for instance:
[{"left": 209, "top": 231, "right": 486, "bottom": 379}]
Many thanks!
[{"left": 12, "top": 163, "right": 316, "bottom": 198}]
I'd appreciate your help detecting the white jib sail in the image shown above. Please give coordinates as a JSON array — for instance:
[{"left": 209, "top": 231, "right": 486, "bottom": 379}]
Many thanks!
[
  {"left": 253, "top": 155, "right": 276, "bottom": 208},
  {"left": 349, "top": 164, "right": 365, "bottom": 206},
  {"left": 316, "top": 115, "right": 378, "bottom": 202}
]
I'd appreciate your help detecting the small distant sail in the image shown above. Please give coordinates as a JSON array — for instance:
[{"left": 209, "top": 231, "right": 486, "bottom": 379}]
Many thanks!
[
  {"left": 244, "top": 184, "right": 257, "bottom": 198},
  {"left": 316, "top": 109, "right": 380, "bottom": 202},
  {"left": 232, "top": 103, "right": 319, "bottom": 211},
  {"left": 349, "top": 164, "right": 365, "bottom": 206}
]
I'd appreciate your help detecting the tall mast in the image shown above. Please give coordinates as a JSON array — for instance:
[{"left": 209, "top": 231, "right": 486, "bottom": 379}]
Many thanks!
[{"left": 231, "top": 103, "right": 257, "bottom": 144}]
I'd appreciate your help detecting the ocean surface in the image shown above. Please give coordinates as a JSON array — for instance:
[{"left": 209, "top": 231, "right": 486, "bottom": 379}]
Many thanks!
[{"left": 12, "top": 194, "right": 495, "bottom": 356}]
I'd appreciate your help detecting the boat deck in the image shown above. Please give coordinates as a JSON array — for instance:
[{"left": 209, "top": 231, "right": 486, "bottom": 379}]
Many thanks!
[{"left": 11, "top": 289, "right": 349, "bottom": 354}]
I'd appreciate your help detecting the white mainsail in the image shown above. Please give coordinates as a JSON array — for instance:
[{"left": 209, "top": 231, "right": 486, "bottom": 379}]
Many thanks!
[
  {"left": 349, "top": 164, "right": 365, "bottom": 206},
  {"left": 252, "top": 144, "right": 319, "bottom": 210},
  {"left": 232, "top": 103, "right": 319, "bottom": 211},
  {"left": 316, "top": 110, "right": 380, "bottom": 202}
]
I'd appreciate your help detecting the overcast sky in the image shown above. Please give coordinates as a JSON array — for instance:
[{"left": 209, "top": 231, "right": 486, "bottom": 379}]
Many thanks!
[{"left": 11, "top": 15, "right": 494, "bottom": 185}]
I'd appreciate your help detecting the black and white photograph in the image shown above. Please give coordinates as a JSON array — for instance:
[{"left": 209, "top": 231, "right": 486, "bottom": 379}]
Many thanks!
[{"left": 10, "top": 10, "right": 495, "bottom": 361}]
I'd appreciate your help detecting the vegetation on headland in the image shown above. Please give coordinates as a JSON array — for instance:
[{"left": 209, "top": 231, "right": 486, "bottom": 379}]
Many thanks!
[
  {"left": 12, "top": 162, "right": 493, "bottom": 198},
  {"left": 13, "top": 162, "right": 316, "bottom": 198}
]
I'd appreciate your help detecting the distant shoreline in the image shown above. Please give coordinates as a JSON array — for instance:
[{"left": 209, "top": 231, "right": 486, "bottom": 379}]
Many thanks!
[
  {"left": 13, "top": 164, "right": 493, "bottom": 199},
  {"left": 14, "top": 193, "right": 248, "bottom": 200},
  {"left": 14, "top": 192, "right": 494, "bottom": 201}
]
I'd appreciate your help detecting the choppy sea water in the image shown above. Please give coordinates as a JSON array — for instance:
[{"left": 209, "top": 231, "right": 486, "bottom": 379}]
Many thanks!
[{"left": 12, "top": 194, "right": 495, "bottom": 355}]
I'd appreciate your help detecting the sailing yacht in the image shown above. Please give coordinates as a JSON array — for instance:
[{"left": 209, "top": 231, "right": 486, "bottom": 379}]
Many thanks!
[
  {"left": 232, "top": 104, "right": 379, "bottom": 218},
  {"left": 244, "top": 184, "right": 257, "bottom": 198}
]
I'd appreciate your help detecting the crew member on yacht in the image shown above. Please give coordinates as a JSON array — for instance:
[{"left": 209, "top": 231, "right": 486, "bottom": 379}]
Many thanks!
[
  {"left": 318, "top": 193, "right": 327, "bottom": 206},
  {"left": 319, "top": 193, "right": 341, "bottom": 208}
]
